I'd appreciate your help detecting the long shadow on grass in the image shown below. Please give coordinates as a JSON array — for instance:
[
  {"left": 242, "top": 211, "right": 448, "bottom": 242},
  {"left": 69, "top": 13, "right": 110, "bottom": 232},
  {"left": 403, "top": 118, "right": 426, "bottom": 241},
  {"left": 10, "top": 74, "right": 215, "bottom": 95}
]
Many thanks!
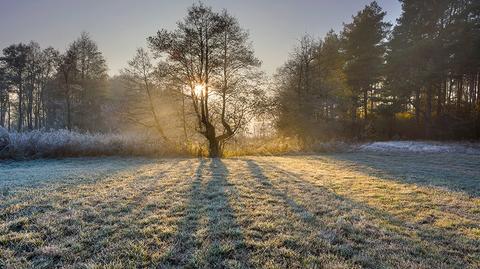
[
  {"left": 315, "top": 152, "right": 480, "bottom": 197},
  {"left": 53, "top": 160, "right": 187, "bottom": 266},
  {"left": 161, "top": 159, "right": 206, "bottom": 267},
  {"left": 202, "top": 159, "right": 252, "bottom": 268},
  {"left": 245, "top": 159, "right": 479, "bottom": 268},
  {"left": 0, "top": 159, "right": 183, "bottom": 268},
  {"left": 0, "top": 158, "right": 162, "bottom": 222},
  {"left": 162, "top": 158, "right": 251, "bottom": 268},
  {"left": 0, "top": 157, "right": 159, "bottom": 191},
  {"left": 245, "top": 160, "right": 315, "bottom": 223}
]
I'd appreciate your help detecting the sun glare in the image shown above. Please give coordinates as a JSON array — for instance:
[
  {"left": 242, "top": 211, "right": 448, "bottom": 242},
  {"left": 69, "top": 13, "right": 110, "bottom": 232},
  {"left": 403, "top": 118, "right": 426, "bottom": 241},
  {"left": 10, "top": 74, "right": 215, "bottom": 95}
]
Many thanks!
[{"left": 194, "top": 84, "right": 205, "bottom": 96}]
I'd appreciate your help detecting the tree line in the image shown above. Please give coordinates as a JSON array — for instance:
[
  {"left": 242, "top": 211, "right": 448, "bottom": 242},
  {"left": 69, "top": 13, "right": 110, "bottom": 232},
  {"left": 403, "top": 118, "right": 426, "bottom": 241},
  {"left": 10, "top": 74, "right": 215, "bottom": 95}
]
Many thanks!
[
  {"left": 1, "top": 1, "right": 478, "bottom": 157},
  {"left": 0, "top": 4, "right": 267, "bottom": 157},
  {"left": 0, "top": 33, "right": 109, "bottom": 132},
  {"left": 275, "top": 0, "right": 480, "bottom": 142}
]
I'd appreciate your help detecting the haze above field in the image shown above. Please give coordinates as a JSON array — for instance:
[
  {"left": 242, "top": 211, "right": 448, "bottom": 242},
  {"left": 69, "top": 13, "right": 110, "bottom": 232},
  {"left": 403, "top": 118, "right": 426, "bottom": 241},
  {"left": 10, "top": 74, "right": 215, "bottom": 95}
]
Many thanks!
[{"left": 0, "top": 0, "right": 401, "bottom": 76}]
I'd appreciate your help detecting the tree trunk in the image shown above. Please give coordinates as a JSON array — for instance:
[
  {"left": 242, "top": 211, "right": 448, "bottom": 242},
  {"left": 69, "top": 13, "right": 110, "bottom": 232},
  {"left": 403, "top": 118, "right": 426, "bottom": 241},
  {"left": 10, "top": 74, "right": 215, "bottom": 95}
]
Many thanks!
[
  {"left": 457, "top": 77, "right": 463, "bottom": 112},
  {"left": 469, "top": 74, "right": 476, "bottom": 116},
  {"left": 437, "top": 80, "right": 445, "bottom": 116},
  {"left": 66, "top": 95, "right": 71, "bottom": 131},
  {"left": 18, "top": 81, "right": 23, "bottom": 132},
  {"left": 27, "top": 87, "right": 33, "bottom": 130},
  {"left": 65, "top": 80, "right": 72, "bottom": 131},
  {"left": 8, "top": 100, "right": 11, "bottom": 131},
  {"left": 205, "top": 122, "right": 220, "bottom": 157},
  {"left": 181, "top": 90, "right": 188, "bottom": 142},
  {"left": 208, "top": 137, "right": 220, "bottom": 158},
  {"left": 414, "top": 89, "right": 421, "bottom": 127},
  {"left": 425, "top": 86, "right": 432, "bottom": 138},
  {"left": 363, "top": 88, "right": 368, "bottom": 120},
  {"left": 0, "top": 91, "right": 4, "bottom": 127}
]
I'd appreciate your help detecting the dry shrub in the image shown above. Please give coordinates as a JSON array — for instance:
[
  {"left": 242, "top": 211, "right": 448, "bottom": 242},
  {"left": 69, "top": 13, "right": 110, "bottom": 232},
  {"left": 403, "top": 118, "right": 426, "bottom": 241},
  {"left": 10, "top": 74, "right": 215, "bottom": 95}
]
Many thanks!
[
  {"left": 1, "top": 130, "right": 185, "bottom": 159},
  {"left": 222, "top": 136, "right": 302, "bottom": 157},
  {"left": 222, "top": 137, "right": 357, "bottom": 157},
  {"left": 0, "top": 130, "right": 357, "bottom": 159}
]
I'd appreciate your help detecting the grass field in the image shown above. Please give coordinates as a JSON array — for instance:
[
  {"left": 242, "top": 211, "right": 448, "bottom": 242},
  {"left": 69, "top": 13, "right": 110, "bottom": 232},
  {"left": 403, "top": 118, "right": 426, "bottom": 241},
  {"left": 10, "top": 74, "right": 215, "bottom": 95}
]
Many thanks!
[{"left": 1, "top": 153, "right": 479, "bottom": 268}]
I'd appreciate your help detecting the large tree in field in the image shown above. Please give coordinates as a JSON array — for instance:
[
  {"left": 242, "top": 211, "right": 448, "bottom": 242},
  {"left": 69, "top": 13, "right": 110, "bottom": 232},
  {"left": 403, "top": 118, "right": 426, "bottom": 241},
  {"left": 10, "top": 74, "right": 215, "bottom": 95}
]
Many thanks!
[
  {"left": 342, "top": 1, "right": 390, "bottom": 121},
  {"left": 148, "top": 4, "right": 263, "bottom": 157}
]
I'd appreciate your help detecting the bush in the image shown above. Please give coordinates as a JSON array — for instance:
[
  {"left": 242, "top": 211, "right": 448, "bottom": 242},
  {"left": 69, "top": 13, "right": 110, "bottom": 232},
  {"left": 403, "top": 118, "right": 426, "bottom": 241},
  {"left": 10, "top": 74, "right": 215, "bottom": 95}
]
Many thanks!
[
  {"left": 0, "top": 129, "right": 182, "bottom": 159},
  {"left": 222, "top": 136, "right": 355, "bottom": 157}
]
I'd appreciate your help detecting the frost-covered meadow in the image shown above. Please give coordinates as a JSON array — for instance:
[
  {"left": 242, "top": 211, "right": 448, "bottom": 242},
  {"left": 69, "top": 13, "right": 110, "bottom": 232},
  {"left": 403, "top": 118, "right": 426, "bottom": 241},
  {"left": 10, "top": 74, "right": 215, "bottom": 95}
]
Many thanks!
[{"left": 1, "top": 150, "right": 479, "bottom": 268}]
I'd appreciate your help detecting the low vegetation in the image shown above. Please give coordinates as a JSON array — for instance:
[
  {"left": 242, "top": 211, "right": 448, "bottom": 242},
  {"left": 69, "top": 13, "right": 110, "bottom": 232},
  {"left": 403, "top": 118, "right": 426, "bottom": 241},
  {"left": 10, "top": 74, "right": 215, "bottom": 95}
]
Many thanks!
[
  {"left": 0, "top": 129, "right": 181, "bottom": 159},
  {"left": 1, "top": 152, "right": 478, "bottom": 268}
]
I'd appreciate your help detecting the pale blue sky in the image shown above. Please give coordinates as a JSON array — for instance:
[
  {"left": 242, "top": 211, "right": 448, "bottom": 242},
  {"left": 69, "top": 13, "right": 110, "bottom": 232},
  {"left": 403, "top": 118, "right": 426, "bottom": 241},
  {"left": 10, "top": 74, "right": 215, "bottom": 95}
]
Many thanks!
[{"left": 0, "top": 0, "right": 402, "bottom": 76}]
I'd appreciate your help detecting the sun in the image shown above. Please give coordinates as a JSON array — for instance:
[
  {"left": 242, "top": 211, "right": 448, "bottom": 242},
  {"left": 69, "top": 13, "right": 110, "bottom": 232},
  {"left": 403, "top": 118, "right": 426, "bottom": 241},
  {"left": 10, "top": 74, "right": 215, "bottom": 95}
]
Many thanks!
[{"left": 194, "top": 84, "right": 205, "bottom": 97}]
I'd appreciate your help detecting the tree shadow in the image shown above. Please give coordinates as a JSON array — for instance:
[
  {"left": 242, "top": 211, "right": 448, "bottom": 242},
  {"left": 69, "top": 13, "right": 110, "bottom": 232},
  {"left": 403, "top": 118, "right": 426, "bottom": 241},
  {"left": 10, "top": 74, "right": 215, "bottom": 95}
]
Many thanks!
[
  {"left": 316, "top": 152, "right": 480, "bottom": 197},
  {"left": 0, "top": 157, "right": 160, "bottom": 191},
  {"left": 163, "top": 158, "right": 251, "bottom": 268},
  {"left": 245, "top": 159, "right": 478, "bottom": 268},
  {"left": 161, "top": 158, "right": 206, "bottom": 267},
  {"left": 202, "top": 158, "right": 252, "bottom": 268},
  {"left": 62, "top": 160, "right": 195, "bottom": 266},
  {"left": 0, "top": 158, "right": 165, "bottom": 222},
  {"left": 246, "top": 159, "right": 315, "bottom": 223}
]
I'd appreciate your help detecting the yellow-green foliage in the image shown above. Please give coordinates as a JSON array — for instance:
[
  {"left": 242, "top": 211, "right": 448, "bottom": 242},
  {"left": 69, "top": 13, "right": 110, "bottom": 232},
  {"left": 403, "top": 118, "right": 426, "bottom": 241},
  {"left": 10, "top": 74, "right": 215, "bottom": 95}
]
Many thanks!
[{"left": 223, "top": 137, "right": 303, "bottom": 157}]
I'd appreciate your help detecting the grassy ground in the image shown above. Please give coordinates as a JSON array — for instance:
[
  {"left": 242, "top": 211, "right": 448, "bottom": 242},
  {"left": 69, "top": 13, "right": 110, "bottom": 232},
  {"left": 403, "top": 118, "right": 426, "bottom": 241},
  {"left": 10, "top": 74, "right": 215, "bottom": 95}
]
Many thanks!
[{"left": 0, "top": 153, "right": 479, "bottom": 268}]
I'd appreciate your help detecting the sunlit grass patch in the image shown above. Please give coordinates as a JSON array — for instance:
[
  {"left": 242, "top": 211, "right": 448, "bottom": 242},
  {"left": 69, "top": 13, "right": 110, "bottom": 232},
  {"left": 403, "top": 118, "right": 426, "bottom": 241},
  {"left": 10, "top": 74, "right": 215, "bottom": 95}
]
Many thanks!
[{"left": 0, "top": 153, "right": 479, "bottom": 268}]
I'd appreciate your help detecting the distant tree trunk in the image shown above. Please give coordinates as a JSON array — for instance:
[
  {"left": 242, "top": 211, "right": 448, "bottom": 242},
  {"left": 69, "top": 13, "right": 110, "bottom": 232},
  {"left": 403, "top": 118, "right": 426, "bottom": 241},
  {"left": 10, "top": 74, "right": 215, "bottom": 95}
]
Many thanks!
[
  {"left": 363, "top": 88, "right": 368, "bottom": 120},
  {"left": 34, "top": 89, "right": 41, "bottom": 129},
  {"left": 477, "top": 73, "right": 480, "bottom": 138},
  {"left": 17, "top": 79, "right": 23, "bottom": 132},
  {"left": 457, "top": 77, "right": 463, "bottom": 112},
  {"left": 143, "top": 75, "right": 168, "bottom": 142},
  {"left": 0, "top": 91, "right": 5, "bottom": 127},
  {"left": 447, "top": 78, "right": 453, "bottom": 110},
  {"left": 181, "top": 90, "right": 188, "bottom": 143},
  {"left": 27, "top": 86, "right": 33, "bottom": 130},
  {"left": 41, "top": 91, "right": 47, "bottom": 129},
  {"left": 8, "top": 100, "right": 11, "bottom": 131},
  {"left": 66, "top": 93, "right": 72, "bottom": 131},
  {"left": 414, "top": 89, "right": 421, "bottom": 127},
  {"left": 425, "top": 86, "right": 432, "bottom": 138},
  {"left": 64, "top": 74, "right": 72, "bottom": 131},
  {"left": 351, "top": 95, "right": 358, "bottom": 122},
  {"left": 437, "top": 80, "right": 445, "bottom": 116},
  {"left": 469, "top": 74, "right": 476, "bottom": 116}
]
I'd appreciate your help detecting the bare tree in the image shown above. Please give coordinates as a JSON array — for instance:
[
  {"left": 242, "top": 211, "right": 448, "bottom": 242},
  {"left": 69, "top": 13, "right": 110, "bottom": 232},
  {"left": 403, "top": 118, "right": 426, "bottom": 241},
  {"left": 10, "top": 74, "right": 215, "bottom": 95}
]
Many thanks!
[
  {"left": 121, "top": 48, "right": 169, "bottom": 141},
  {"left": 57, "top": 48, "right": 77, "bottom": 130},
  {"left": 148, "top": 3, "right": 264, "bottom": 157},
  {"left": 36, "top": 47, "right": 59, "bottom": 129}
]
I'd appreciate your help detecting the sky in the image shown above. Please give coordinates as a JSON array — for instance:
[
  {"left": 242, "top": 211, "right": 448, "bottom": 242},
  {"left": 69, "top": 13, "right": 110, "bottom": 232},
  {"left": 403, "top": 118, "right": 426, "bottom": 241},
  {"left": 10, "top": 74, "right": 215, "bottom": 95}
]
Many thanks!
[{"left": 0, "top": 0, "right": 402, "bottom": 76}]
